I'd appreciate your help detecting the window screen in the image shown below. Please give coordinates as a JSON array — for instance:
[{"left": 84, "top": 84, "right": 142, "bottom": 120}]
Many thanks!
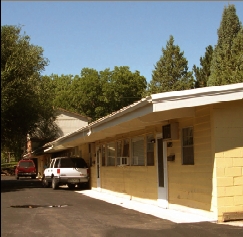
[
  {"left": 107, "top": 142, "right": 115, "bottom": 166},
  {"left": 131, "top": 136, "right": 145, "bottom": 166},
  {"left": 117, "top": 139, "right": 130, "bottom": 165},
  {"left": 182, "top": 127, "right": 194, "bottom": 165},
  {"left": 102, "top": 144, "right": 106, "bottom": 166},
  {"left": 147, "top": 134, "right": 155, "bottom": 166}
]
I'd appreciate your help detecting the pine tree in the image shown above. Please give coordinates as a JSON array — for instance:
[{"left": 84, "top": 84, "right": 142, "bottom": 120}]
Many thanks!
[
  {"left": 193, "top": 45, "right": 214, "bottom": 88},
  {"left": 148, "top": 35, "right": 194, "bottom": 94},
  {"left": 208, "top": 4, "right": 243, "bottom": 86}
]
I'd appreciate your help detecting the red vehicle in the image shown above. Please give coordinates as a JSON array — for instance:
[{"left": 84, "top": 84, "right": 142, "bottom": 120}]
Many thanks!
[{"left": 15, "top": 159, "right": 37, "bottom": 179}]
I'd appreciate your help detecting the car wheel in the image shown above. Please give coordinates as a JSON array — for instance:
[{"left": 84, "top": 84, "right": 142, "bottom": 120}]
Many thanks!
[
  {"left": 67, "top": 183, "right": 76, "bottom": 189},
  {"left": 52, "top": 178, "right": 59, "bottom": 190},
  {"left": 42, "top": 176, "right": 50, "bottom": 188},
  {"left": 16, "top": 175, "right": 19, "bottom": 180},
  {"left": 31, "top": 175, "right": 36, "bottom": 179}
]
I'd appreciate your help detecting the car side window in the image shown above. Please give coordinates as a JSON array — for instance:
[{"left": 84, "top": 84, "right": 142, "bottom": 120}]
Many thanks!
[
  {"left": 49, "top": 159, "right": 54, "bottom": 168},
  {"left": 54, "top": 159, "right": 59, "bottom": 168}
]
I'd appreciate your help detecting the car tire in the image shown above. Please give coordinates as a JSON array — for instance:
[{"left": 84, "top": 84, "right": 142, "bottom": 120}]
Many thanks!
[
  {"left": 67, "top": 183, "right": 76, "bottom": 189},
  {"left": 52, "top": 178, "right": 59, "bottom": 190},
  {"left": 16, "top": 175, "right": 19, "bottom": 180},
  {"left": 31, "top": 175, "right": 36, "bottom": 179},
  {"left": 42, "top": 176, "right": 50, "bottom": 188}
]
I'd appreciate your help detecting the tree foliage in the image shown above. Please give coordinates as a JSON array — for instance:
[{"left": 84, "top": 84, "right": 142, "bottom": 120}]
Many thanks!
[
  {"left": 1, "top": 25, "right": 55, "bottom": 157},
  {"left": 193, "top": 45, "right": 214, "bottom": 88},
  {"left": 68, "top": 66, "right": 147, "bottom": 121},
  {"left": 148, "top": 35, "right": 194, "bottom": 94},
  {"left": 208, "top": 4, "right": 243, "bottom": 86},
  {"left": 100, "top": 66, "right": 147, "bottom": 116},
  {"left": 70, "top": 68, "right": 102, "bottom": 120},
  {"left": 44, "top": 74, "right": 74, "bottom": 111}
]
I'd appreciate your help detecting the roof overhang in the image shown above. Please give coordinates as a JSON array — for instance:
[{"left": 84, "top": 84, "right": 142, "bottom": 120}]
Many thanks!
[{"left": 44, "top": 83, "right": 243, "bottom": 153}]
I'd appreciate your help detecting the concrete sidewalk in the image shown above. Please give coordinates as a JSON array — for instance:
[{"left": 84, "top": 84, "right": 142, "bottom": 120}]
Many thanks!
[{"left": 76, "top": 189, "right": 243, "bottom": 227}]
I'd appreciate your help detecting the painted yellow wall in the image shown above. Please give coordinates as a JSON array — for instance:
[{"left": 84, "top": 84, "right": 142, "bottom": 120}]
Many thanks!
[
  {"left": 36, "top": 154, "right": 51, "bottom": 178},
  {"left": 78, "top": 143, "right": 95, "bottom": 188},
  {"left": 78, "top": 100, "right": 242, "bottom": 221},
  {"left": 212, "top": 100, "right": 243, "bottom": 221},
  {"left": 167, "top": 106, "right": 214, "bottom": 212},
  {"left": 99, "top": 166, "right": 158, "bottom": 200}
]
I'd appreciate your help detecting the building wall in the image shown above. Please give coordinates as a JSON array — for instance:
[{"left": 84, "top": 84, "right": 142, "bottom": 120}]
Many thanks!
[
  {"left": 77, "top": 100, "right": 242, "bottom": 221},
  {"left": 167, "top": 106, "right": 214, "bottom": 213},
  {"left": 90, "top": 128, "right": 159, "bottom": 200},
  {"left": 55, "top": 110, "right": 89, "bottom": 136},
  {"left": 87, "top": 105, "right": 216, "bottom": 216},
  {"left": 212, "top": 100, "right": 243, "bottom": 222},
  {"left": 77, "top": 143, "right": 96, "bottom": 188},
  {"left": 99, "top": 166, "right": 158, "bottom": 200},
  {"left": 36, "top": 154, "right": 52, "bottom": 178}
]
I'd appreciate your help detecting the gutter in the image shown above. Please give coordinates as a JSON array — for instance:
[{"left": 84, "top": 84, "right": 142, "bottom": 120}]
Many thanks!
[{"left": 44, "top": 145, "right": 53, "bottom": 153}]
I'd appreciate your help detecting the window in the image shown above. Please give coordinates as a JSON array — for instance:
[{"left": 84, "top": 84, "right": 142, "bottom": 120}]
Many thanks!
[
  {"left": 146, "top": 134, "right": 155, "bottom": 166},
  {"left": 117, "top": 139, "right": 130, "bottom": 166},
  {"left": 116, "top": 140, "right": 122, "bottom": 165},
  {"left": 60, "top": 158, "right": 88, "bottom": 168},
  {"left": 131, "top": 136, "right": 145, "bottom": 166},
  {"left": 107, "top": 142, "right": 115, "bottom": 166},
  {"left": 182, "top": 127, "right": 194, "bottom": 165},
  {"left": 19, "top": 161, "right": 34, "bottom": 168},
  {"left": 54, "top": 159, "right": 59, "bottom": 168},
  {"left": 50, "top": 159, "right": 54, "bottom": 168},
  {"left": 101, "top": 144, "right": 106, "bottom": 166}
]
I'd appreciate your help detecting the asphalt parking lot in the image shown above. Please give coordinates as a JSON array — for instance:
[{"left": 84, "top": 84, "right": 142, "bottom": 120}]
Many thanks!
[{"left": 1, "top": 176, "right": 243, "bottom": 237}]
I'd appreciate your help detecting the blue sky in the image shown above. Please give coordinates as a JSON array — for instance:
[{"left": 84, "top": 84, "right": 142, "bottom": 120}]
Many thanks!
[{"left": 1, "top": 1, "right": 243, "bottom": 82}]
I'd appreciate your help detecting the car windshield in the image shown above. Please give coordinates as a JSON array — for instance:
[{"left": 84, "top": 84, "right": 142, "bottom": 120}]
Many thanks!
[
  {"left": 60, "top": 158, "right": 88, "bottom": 168},
  {"left": 19, "top": 161, "right": 34, "bottom": 168}
]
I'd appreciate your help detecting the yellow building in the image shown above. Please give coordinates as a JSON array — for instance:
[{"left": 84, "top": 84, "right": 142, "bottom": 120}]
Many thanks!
[{"left": 44, "top": 83, "right": 243, "bottom": 222}]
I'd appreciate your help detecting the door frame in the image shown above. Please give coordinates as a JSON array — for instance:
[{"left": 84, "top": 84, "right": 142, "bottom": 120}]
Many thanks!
[
  {"left": 156, "top": 133, "right": 168, "bottom": 208},
  {"left": 96, "top": 147, "right": 101, "bottom": 189}
]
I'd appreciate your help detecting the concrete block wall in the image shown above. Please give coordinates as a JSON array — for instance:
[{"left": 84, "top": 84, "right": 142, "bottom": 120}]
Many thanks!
[
  {"left": 213, "top": 100, "right": 243, "bottom": 221},
  {"left": 168, "top": 106, "right": 214, "bottom": 212},
  {"left": 99, "top": 166, "right": 158, "bottom": 200}
]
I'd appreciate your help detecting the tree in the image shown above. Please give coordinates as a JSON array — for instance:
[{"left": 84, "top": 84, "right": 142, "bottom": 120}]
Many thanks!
[
  {"left": 193, "top": 45, "right": 214, "bottom": 88},
  {"left": 148, "top": 35, "right": 194, "bottom": 94},
  {"left": 70, "top": 68, "right": 102, "bottom": 121},
  {"left": 45, "top": 74, "right": 74, "bottom": 111},
  {"left": 208, "top": 4, "right": 243, "bottom": 86},
  {"left": 68, "top": 66, "right": 147, "bottom": 121},
  {"left": 100, "top": 66, "right": 147, "bottom": 116},
  {"left": 1, "top": 25, "right": 54, "bottom": 158},
  {"left": 29, "top": 75, "right": 59, "bottom": 145}
]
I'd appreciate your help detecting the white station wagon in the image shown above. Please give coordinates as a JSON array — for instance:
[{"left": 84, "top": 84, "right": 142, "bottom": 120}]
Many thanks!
[{"left": 42, "top": 157, "right": 90, "bottom": 190}]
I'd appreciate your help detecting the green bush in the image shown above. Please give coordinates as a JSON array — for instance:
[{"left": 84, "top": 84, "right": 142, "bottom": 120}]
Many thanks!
[{"left": 1, "top": 162, "right": 18, "bottom": 169}]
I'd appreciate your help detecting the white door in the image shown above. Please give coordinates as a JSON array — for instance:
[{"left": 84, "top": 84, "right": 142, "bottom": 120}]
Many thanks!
[
  {"left": 157, "top": 134, "right": 168, "bottom": 208},
  {"left": 96, "top": 148, "right": 101, "bottom": 189}
]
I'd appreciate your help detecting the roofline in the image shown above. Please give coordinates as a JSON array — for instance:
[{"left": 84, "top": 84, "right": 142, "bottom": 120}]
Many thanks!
[
  {"left": 55, "top": 107, "right": 92, "bottom": 121},
  {"left": 44, "top": 83, "right": 243, "bottom": 150}
]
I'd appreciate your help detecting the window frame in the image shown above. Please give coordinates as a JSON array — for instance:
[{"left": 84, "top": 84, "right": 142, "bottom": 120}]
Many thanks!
[
  {"left": 131, "top": 136, "right": 145, "bottom": 166},
  {"left": 116, "top": 139, "right": 130, "bottom": 166},
  {"left": 101, "top": 144, "right": 106, "bottom": 166},
  {"left": 181, "top": 127, "right": 194, "bottom": 165},
  {"left": 146, "top": 134, "right": 155, "bottom": 166},
  {"left": 107, "top": 141, "right": 116, "bottom": 166}
]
